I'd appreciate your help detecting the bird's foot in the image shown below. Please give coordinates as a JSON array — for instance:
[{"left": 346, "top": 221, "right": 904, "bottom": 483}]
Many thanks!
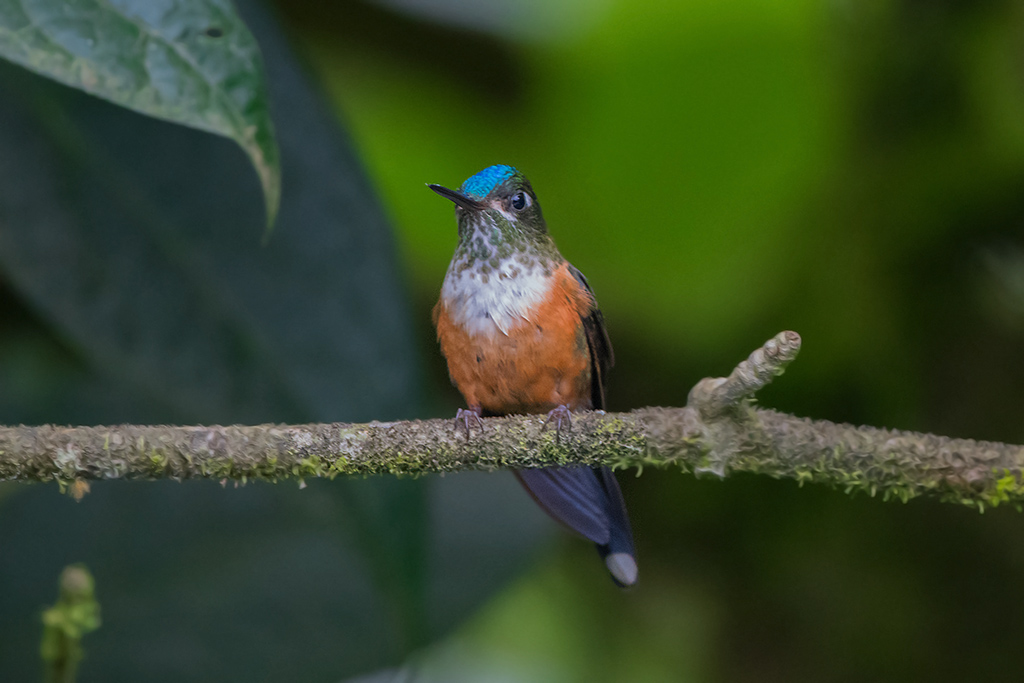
[
  {"left": 455, "top": 406, "right": 485, "bottom": 441},
  {"left": 542, "top": 404, "right": 573, "bottom": 443}
]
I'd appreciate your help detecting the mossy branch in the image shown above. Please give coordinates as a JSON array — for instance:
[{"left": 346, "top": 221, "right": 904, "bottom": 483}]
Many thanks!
[{"left": 1, "top": 331, "right": 1022, "bottom": 511}]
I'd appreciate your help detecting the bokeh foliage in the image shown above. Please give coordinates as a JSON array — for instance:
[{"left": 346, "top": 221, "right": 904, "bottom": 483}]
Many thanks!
[{"left": 2, "top": 0, "right": 1024, "bottom": 681}]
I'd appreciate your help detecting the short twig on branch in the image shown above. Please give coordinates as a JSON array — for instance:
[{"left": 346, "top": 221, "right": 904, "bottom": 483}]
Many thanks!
[{"left": 1, "top": 331, "right": 1022, "bottom": 511}]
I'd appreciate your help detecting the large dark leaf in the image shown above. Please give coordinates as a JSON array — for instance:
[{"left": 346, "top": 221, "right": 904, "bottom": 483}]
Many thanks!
[
  {"left": 0, "top": 0, "right": 280, "bottom": 224},
  {"left": 0, "top": 0, "right": 548, "bottom": 679}
]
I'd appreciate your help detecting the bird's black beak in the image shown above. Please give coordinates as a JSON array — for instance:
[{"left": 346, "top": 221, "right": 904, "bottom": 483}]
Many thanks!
[{"left": 428, "top": 184, "right": 485, "bottom": 211}]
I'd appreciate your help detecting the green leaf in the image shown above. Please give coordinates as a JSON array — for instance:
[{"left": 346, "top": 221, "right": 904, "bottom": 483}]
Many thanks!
[{"left": 0, "top": 0, "right": 280, "bottom": 227}]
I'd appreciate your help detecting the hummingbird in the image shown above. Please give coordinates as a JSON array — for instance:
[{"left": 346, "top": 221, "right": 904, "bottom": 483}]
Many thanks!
[{"left": 429, "top": 164, "right": 637, "bottom": 587}]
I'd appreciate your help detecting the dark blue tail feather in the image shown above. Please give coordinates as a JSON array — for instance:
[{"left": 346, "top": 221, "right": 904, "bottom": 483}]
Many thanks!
[{"left": 515, "top": 465, "right": 637, "bottom": 586}]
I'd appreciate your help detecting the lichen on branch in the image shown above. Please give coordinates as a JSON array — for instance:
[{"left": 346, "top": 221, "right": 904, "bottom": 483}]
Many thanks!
[{"left": 1, "top": 332, "right": 1022, "bottom": 511}]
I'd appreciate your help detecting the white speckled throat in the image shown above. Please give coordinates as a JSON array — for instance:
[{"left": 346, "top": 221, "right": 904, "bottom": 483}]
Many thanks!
[{"left": 440, "top": 214, "right": 556, "bottom": 336}]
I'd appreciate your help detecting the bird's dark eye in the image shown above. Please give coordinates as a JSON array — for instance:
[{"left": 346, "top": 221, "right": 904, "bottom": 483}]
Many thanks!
[{"left": 511, "top": 192, "right": 528, "bottom": 211}]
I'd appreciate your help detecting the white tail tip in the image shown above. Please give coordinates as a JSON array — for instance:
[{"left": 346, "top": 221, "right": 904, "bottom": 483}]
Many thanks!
[{"left": 605, "top": 552, "right": 638, "bottom": 587}]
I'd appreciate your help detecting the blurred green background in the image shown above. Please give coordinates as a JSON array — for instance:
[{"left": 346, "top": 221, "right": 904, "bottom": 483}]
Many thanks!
[{"left": 4, "top": 0, "right": 1024, "bottom": 680}]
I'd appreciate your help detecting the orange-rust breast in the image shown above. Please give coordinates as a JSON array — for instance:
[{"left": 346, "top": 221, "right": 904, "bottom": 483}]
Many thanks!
[{"left": 434, "top": 262, "right": 594, "bottom": 415}]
